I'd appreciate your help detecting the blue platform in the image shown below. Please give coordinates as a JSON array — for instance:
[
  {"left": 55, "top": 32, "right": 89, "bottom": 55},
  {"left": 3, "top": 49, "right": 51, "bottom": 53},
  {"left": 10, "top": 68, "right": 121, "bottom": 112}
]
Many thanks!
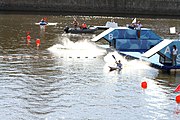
[{"left": 92, "top": 27, "right": 180, "bottom": 71}]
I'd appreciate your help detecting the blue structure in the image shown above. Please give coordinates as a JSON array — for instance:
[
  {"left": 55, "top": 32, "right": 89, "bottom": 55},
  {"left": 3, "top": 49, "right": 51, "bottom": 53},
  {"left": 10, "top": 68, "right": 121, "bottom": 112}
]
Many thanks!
[
  {"left": 103, "top": 27, "right": 163, "bottom": 52},
  {"left": 91, "top": 27, "right": 180, "bottom": 71},
  {"left": 150, "top": 40, "right": 180, "bottom": 70}
]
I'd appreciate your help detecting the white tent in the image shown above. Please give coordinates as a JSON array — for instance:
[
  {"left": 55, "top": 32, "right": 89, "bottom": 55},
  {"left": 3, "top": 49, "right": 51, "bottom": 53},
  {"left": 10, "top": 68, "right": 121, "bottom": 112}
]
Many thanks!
[{"left": 170, "top": 27, "right": 176, "bottom": 34}]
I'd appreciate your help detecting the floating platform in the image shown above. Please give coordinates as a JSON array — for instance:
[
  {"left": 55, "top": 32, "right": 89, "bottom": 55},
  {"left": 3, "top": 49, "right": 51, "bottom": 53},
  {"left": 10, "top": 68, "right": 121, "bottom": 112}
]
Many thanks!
[{"left": 92, "top": 27, "right": 180, "bottom": 72}]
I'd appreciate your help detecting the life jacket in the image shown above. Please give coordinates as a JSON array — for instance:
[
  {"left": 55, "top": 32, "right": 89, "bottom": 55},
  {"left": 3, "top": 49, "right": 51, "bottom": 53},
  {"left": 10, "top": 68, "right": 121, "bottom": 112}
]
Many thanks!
[{"left": 82, "top": 23, "right": 87, "bottom": 28}]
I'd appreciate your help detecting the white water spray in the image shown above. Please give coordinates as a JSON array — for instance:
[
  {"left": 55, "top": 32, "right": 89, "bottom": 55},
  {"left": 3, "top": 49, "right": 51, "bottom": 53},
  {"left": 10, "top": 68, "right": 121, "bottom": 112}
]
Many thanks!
[
  {"left": 103, "top": 51, "right": 158, "bottom": 74},
  {"left": 48, "top": 35, "right": 107, "bottom": 59}
]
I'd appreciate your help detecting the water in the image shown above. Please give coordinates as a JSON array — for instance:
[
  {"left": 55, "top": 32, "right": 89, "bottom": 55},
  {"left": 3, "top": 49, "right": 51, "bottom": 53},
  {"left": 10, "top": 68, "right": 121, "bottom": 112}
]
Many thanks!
[{"left": 0, "top": 13, "right": 180, "bottom": 120}]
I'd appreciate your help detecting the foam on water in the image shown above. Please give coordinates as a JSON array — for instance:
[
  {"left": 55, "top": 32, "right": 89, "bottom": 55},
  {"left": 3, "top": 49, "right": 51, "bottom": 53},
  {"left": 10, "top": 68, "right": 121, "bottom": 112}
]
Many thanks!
[
  {"left": 103, "top": 51, "right": 159, "bottom": 75},
  {"left": 48, "top": 35, "right": 107, "bottom": 59}
]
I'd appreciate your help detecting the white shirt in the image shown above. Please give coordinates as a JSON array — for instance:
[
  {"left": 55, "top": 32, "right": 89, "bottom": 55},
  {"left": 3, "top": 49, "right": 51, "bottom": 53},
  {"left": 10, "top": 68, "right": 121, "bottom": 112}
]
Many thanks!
[
  {"left": 136, "top": 23, "right": 142, "bottom": 30},
  {"left": 173, "top": 48, "right": 178, "bottom": 55}
]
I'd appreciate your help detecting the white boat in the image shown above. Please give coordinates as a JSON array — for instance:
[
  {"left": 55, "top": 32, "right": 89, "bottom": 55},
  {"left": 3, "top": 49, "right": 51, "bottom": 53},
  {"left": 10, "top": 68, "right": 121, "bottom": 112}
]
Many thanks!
[
  {"left": 35, "top": 22, "right": 58, "bottom": 26},
  {"left": 94, "top": 21, "right": 118, "bottom": 30}
]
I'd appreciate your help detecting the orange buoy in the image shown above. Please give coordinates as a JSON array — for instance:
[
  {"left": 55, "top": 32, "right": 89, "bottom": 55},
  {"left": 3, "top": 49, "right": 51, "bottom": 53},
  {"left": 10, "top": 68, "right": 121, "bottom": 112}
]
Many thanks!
[
  {"left": 141, "top": 81, "right": 147, "bottom": 89},
  {"left": 36, "top": 38, "right": 41, "bottom": 47},
  {"left": 26, "top": 35, "right": 31, "bottom": 41},
  {"left": 176, "top": 95, "right": 180, "bottom": 104}
]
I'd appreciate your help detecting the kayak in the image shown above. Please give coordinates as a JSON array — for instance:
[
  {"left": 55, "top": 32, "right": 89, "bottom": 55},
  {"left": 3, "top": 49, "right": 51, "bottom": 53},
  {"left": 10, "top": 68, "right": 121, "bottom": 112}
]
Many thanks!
[
  {"left": 64, "top": 26, "right": 97, "bottom": 34},
  {"left": 109, "top": 66, "right": 122, "bottom": 72},
  {"left": 35, "top": 22, "right": 58, "bottom": 26}
]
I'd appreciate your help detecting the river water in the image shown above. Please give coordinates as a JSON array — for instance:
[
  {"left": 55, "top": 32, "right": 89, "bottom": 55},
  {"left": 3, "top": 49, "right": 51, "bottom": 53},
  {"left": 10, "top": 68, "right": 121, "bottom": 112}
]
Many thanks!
[{"left": 0, "top": 13, "right": 180, "bottom": 120}]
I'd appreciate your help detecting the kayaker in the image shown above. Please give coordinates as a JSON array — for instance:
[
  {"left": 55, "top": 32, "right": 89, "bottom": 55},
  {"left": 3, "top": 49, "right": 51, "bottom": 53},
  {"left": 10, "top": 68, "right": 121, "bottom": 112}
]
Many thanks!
[
  {"left": 41, "top": 18, "right": 45, "bottom": 22},
  {"left": 40, "top": 18, "right": 48, "bottom": 25},
  {"left": 116, "top": 60, "right": 122, "bottom": 69}
]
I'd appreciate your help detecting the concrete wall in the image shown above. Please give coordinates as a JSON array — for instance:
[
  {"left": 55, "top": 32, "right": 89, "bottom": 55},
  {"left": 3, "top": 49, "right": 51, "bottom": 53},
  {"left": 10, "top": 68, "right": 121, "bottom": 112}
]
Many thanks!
[{"left": 0, "top": 0, "right": 179, "bottom": 18}]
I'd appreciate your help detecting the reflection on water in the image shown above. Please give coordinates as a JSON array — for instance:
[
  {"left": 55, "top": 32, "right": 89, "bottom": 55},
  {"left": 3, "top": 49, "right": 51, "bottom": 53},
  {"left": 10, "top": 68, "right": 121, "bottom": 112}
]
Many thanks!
[{"left": 0, "top": 14, "right": 180, "bottom": 120}]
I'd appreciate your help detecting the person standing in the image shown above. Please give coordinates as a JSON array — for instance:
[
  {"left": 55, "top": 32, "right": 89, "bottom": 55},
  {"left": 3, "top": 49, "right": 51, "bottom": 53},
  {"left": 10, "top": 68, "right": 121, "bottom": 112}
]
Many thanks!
[
  {"left": 136, "top": 21, "right": 143, "bottom": 39},
  {"left": 172, "top": 45, "right": 178, "bottom": 66},
  {"left": 72, "top": 18, "right": 79, "bottom": 29}
]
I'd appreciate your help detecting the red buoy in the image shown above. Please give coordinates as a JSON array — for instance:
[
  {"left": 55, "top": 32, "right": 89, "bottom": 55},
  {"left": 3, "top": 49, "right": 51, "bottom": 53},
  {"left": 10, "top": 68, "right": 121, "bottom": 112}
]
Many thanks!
[
  {"left": 141, "top": 81, "right": 147, "bottom": 89},
  {"left": 26, "top": 35, "right": 31, "bottom": 41},
  {"left": 36, "top": 38, "right": 41, "bottom": 47},
  {"left": 176, "top": 95, "right": 180, "bottom": 104}
]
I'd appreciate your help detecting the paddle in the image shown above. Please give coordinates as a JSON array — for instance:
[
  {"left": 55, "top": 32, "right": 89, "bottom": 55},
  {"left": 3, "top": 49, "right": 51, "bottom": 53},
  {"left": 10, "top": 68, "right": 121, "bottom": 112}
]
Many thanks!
[{"left": 112, "top": 55, "right": 117, "bottom": 63}]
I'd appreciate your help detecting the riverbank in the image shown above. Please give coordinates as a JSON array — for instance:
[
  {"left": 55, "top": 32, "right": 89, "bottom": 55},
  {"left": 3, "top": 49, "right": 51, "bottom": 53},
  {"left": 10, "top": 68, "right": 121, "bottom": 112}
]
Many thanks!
[{"left": 0, "top": 0, "right": 180, "bottom": 19}]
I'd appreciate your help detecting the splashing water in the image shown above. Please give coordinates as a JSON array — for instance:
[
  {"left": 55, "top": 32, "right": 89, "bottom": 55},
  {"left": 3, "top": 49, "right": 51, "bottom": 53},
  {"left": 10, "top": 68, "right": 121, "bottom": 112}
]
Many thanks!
[
  {"left": 103, "top": 51, "right": 159, "bottom": 74},
  {"left": 47, "top": 36, "right": 107, "bottom": 59},
  {"left": 104, "top": 51, "right": 126, "bottom": 64}
]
